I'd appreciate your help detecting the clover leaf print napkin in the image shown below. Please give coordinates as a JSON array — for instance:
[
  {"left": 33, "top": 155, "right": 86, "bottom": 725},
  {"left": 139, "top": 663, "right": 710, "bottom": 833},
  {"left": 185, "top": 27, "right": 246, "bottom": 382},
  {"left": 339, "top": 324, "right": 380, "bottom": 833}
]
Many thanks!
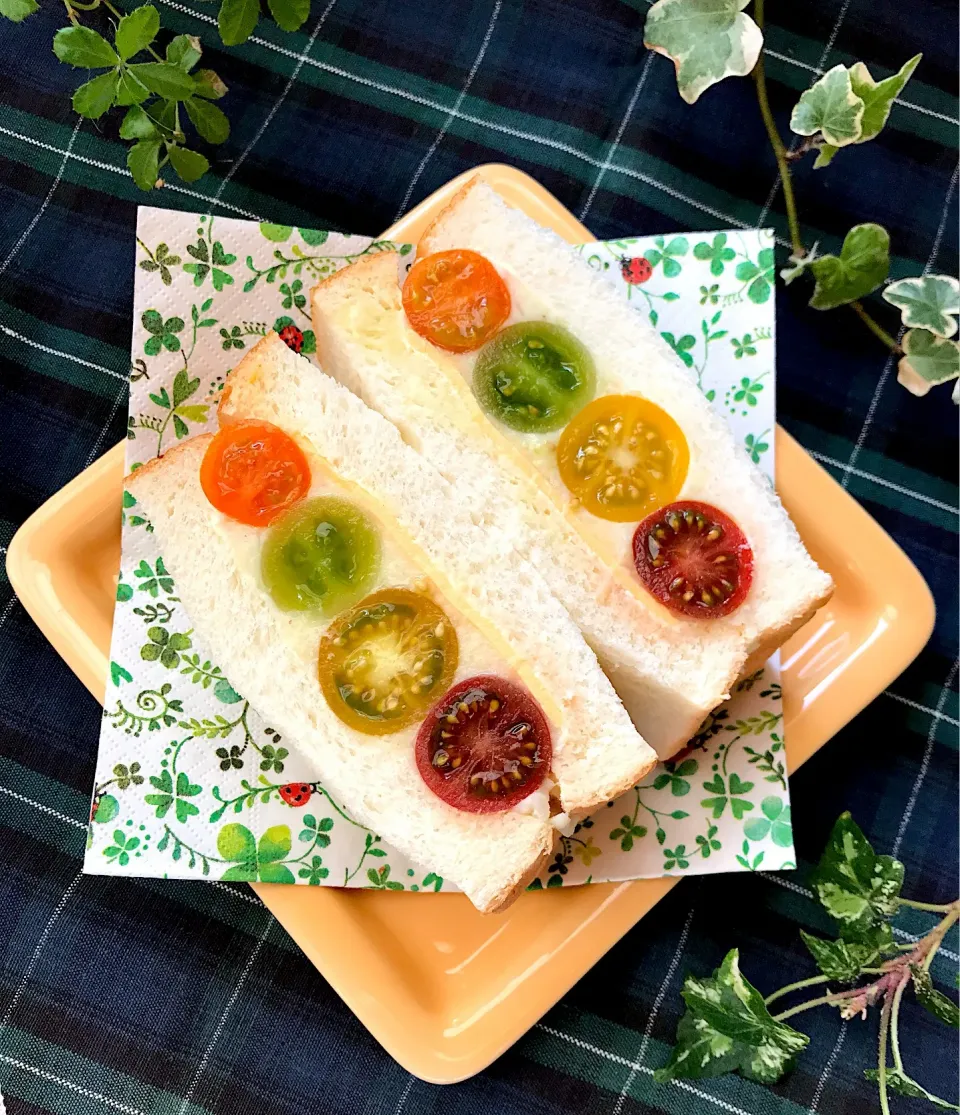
[{"left": 84, "top": 210, "right": 792, "bottom": 893}]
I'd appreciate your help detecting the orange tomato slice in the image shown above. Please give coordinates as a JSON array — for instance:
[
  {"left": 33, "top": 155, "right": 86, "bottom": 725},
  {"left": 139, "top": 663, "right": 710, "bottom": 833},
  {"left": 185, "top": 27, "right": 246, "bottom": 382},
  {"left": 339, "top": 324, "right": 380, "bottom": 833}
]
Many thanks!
[
  {"left": 556, "top": 394, "right": 689, "bottom": 522},
  {"left": 200, "top": 420, "right": 311, "bottom": 526},
  {"left": 402, "top": 249, "right": 511, "bottom": 353}
]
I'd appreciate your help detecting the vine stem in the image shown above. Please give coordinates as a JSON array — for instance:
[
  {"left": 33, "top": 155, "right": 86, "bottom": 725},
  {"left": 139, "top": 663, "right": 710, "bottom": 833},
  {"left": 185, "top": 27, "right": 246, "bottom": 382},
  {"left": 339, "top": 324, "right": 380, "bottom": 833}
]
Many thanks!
[
  {"left": 751, "top": 0, "right": 803, "bottom": 257},
  {"left": 850, "top": 301, "right": 902, "bottom": 354},
  {"left": 877, "top": 984, "right": 893, "bottom": 1115},
  {"left": 920, "top": 903, "right": 960, "bottom": 972},
  {"left": 764, "top": 973, "right": 832, "bottom": 1007},
  {"left": 771, "top": 992, "right": 842, "bottom": 1022},
  {"left": 889, "top": 972, "right": 908, "bottom": 1073},
  {"left": 899, "top": 897, "right": 956, "bottom": 914}
]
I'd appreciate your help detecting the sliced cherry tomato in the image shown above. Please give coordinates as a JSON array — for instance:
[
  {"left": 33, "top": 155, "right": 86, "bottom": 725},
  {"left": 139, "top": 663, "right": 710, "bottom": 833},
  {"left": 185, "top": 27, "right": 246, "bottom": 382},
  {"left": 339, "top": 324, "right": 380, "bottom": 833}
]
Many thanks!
[
  {"left": 632, "top": 501, "right": 754, "bottom": 618},
  {"left": 556, "top": 394, "right": 689, "bottom": 522},
  {"left": 318, "top": 588, "right": 458, "bottom": 735},
  {"left": 415, "top": 675, "right": 551, "bottom": 813},
  {"left": 200, "top": 420, "right": 310, "bottom": 526},
  {"left": 473, "top": 321, "right": 596, "bottom": 432},
  {"left": 402, "top": 249, "right": 511, "bottom": 353},
  {"left": 261, "top": 497, "right": 380, "bottom": 614}
]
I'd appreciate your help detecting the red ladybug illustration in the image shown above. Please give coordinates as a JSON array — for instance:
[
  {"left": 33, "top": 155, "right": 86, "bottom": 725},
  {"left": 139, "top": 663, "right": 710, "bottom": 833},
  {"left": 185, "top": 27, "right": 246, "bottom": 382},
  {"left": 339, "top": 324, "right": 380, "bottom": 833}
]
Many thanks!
[
  {"left": 619, "top": 256, "right": 653, "bottom": 285},
  {"left": 278, "top": 324, "right": 304, "bottom": 353},
  {"left": 279, "top": 782, "right": 313, "bottom": 807}
]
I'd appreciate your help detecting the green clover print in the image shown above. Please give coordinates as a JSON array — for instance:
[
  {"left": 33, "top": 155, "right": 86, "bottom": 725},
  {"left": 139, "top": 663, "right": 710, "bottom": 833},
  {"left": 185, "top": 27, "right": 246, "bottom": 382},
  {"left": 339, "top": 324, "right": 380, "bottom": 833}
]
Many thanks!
[
  {"left": 140, "top": 626, "right": 192, "bottom": 668},
  {"left": 743, "top": 797, "right": 793, "bottom": 847},
  {"left": 644, "top": 235, "right": 689, "bottom": 278},
  {"left": 141, "top": 309, "right": 184, "bottom": 355},
  {"left": 218, "top": 823, "right": 295, "bottom": 883},
  {"left": 145, "top": 769, "right": 201, "bottom": 822},
  {"left": 299, "top": 855, "right": 330, "bottom": 884},
  {"left": 700, "top": 283, "right": 720, "bottom": 305},
  {"left": 733, "top": 375, "right": 766, "bottom": 407},
  {"left": 134, "top": 557, "right": 174, "bottom": 597},
  {"left": 694, "top": 233, "right": 736, "bottom": 276},
  {"left": 610, "top": 815, "right": 648, "bottom": 852},
  {"left": 744, "top": 431, "right": 770, "bottom": 464},
  {"left": 219, "top": 325, "right": 245, "bottom": 351},
  {"left": 735, "top": 248, "right": 775, "bottom": 304},
  {"left": 662, "top": 331, "right": 696, "bottom": 368},
  {"left": 366, "top": 864, "right": 404, "bottom": 890},
  {"left": 103, "top": 829, "right": 140, "bottom": 866},
  {"left": 184, "top": 236, "right": 235, "bottom": 291},
  {"left": 652, "top": 758, "right": 698, "bottom": 797},
  {"left": 731, "top": 334, "right": 758, "bottom": 359}
]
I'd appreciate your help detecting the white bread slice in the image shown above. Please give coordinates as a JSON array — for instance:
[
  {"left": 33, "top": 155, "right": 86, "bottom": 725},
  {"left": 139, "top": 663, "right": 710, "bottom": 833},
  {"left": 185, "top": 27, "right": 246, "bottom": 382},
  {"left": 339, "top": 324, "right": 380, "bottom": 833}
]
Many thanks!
[
  {"left": 127, "top": 436, "right": 552, "bottom": 913},
  {"left": 310, "top": 251, "right": 748, "bottom": 756},
  {"left": 418, "top": 178, "right": 834, "bottom": 663},
  {"left": 217, "top": 334, "right": 657, "bottom": 820}
]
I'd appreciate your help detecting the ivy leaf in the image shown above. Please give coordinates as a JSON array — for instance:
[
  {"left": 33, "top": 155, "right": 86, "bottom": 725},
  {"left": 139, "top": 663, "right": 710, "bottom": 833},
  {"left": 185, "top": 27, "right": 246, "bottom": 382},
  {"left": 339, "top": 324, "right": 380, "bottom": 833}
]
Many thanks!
[
  {"left": 883, "top": 275, "right": 959, "bottom": 338},
  {"left": 799, "top": 930, "right": 880, "bottom": 981},
  {"left": 267, "top": 0, "right": 309, "bottom": 32},
  {"left": 53, "top": 25, "right": 120, "bottom": 68},
  {"left": 119, "top": 105, "right": 159, "bottom": 140},
  {"left": 897, "top": 330, "right": 960, "bottom": 397},
  {"left": 654, "top": 949, "right": 809, "bottom": 1084},
  {"left": 790, "top": 64, "right": 864, "bottom": 147},
  {"left": 809, "top": 812, "right": 904, "bottom": 942},
  {"left": 219, "top": 0, "right": 260, "bottom": 46},
  {"left": 166, "top": 33, "right": 202, "bottom": 71},
  {"left": 863, "top": 1068, "right": 960, "bottom": 1109},
  {"left": 72, "top": 71, "right": 119, "bottom": 119},
  {"left": 184, "top": 97, "right": 230, "bottom": 144},
  {"left": 807, "top": 224, "right": 890, "bottom": 310},
  {"left": 114, "top": 5, "right": 160, "bottom": 61},
  {"left": 128, "top": 62, "right": 197, "bottom": 101},
  {"left": 0, "top": 0, "right": 39, "bottom": 22},
  {"left": 643, "top": 0, "right": 763, "bottom": 106},
  {"left": 127, "top": 139, "right": 161, "bottom": 191},
  {"left": 168, "top": 146, "right": 210, "bottom": 183},
  {"left": 852, "top": 53, "right": 921, "bottom": 142},
  {"left": 912, "top": 966, "right": 960, "bottom": 1028}
]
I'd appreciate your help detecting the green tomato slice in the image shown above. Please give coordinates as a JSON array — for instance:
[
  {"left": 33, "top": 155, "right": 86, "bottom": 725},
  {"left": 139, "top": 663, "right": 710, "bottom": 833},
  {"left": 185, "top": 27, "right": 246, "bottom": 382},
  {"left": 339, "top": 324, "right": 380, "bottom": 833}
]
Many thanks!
[
  {"left": 261, "top": 497, "right": 381, "bottom": 614},
  {"left": 473, "top": 321, "right": 596, "bottom": 433}
]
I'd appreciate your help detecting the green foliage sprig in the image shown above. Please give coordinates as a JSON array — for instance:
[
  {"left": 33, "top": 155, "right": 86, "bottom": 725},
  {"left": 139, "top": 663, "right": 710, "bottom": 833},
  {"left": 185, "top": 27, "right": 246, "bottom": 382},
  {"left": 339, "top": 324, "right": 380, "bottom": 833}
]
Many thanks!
[
  {"left": 643, "top": 0, "right": 959, "bottom": 399},
  {"left": 3, "top": 0, "right": 312, "bottom": 190},
  {"left": 656, "top": 813, "right": 960, "bottom": 1113}
]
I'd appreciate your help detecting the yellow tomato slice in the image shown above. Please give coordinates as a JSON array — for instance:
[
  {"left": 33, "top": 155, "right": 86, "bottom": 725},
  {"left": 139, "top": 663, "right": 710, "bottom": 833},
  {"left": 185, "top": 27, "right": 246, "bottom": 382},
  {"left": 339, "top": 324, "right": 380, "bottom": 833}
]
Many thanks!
[{"left": 556, "top": 394, "right": 689, "bottom": 522}]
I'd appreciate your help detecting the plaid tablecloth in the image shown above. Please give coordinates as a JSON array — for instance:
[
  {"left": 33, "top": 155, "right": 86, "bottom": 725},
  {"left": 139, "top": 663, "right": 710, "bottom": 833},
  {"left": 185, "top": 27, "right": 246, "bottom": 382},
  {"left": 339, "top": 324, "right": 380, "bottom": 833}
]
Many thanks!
[{"left": 0, "top": 1, "right": 957, "bottom": 1112}]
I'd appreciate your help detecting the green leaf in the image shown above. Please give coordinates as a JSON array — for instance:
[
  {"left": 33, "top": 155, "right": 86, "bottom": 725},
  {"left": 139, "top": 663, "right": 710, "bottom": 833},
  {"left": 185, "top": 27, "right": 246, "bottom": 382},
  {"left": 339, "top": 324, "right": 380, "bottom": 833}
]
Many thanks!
[
  {"left": 168, "top": 146, "right": 210, "bottom": 183},
  {"left": 219, "top": 0, "right": 260, "bottom": 45},
  {"left": 127, "top": 61, "right": 197, "bottom": 100},
  {"left": 864, "top": 1068, "right": 960, "bottom": 1109},
  {"left": 174, "top": 404, "right": 209, "bottom": 422},
  {"left": 912, "top": 966, "right": 960, "bottom": 1028},
  {"left": 72, "top": 71, "right": 119, "bottom": 119},
  {"left": 882, "top": 274, "right": 959, "bottom": 338},
  {"left": 807, "top": 224, "right": 890, "bottom": 310},
  {"left": 851, "top": 54, "right": 921, "bottom": 142},
  {"left": 115, "top": 5, "right": 159, "bottom": 61},
  {"left": 299, "top": 227, "right": 328, "bottom": 246},
  {"left": 813, "top": 143, "right": 839, "bottom": 169},
  {"left": 54, "top": 25, "right": 120, "bottom": 68},
  {"left": 898, "top": 329, "right": 960, "bottom": 396},
  {"left": 184, "top": 97, "right": 230, "bottom": 144},
  {"left": 260, "top": 223, "right": 293, "bottom": 242},
  {"left": 258, "top": 862, "right": 295, "bottom": 883},
  {"left": 643, "top": 0, "right": 763, "bottom": 106},
  {"left": 0, "top": 0, "right": 39, "bottom": 23},
  {"left": 799, "top": 930, "right": 879, "bottom": 981},
  {"left": 654, "top": 949, "right": 808, "bottom": 1084},
  {"left": 218, "top": 822, "right": 257, "bottom": 862},
  {"left": 127, "top": 139, "right": 161, "bottom": 191},
  {"left": 222, "top": 862, "right": 258, "bottom": 882},
  {"left": 119, "top": 105, "right": 159, "bottom": 140},
  {"left": 810, "top": 812, "right": 904, "bottom": 941},
  {"left": 267, "top": 0, "right": 308, "bottom": 31},
  {"left": 166, "top": 33, "right": 202, "bottom": 71},
  {"left": 258, "top": 824, "right": 292, "bottom": 863},
  {"left": 193, "top": 68, "right": 228, "bottom": 100},
  {"left": 115, "top": 69, "right": 151, "bottom": 107},
  {"left": 790, "top": 64, "right": 864, "bottom": 147},
  {"left": 171, "top": 368, "right": 199, "bottom": 406}
]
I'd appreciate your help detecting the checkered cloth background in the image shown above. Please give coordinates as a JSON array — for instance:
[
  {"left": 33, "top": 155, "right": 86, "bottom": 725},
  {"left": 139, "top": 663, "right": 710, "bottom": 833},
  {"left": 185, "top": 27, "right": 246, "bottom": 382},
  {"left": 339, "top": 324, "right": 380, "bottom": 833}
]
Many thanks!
[{"left": 1, "top": 0, "right": 957, "bottom": 1112}]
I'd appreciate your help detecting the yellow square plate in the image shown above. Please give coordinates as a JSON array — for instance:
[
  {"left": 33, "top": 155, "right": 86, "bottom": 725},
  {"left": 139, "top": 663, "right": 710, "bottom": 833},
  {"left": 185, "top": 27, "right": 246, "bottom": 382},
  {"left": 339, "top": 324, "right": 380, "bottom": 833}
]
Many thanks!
[{"left": 7, "top": 165, "right": 934, "bottom": 1084}]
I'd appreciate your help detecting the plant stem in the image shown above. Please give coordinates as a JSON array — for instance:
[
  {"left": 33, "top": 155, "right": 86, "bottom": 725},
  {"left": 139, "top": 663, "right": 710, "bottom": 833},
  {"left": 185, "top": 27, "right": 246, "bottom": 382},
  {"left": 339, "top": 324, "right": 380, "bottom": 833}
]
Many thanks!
[
  {"left": 772, "top": 993, "right": 841, "bottom": 1022},
  {"left": 877, "top": 987, "right": 893, "bottom": 1115},
  {"left": 889, "top": 973, "right": 908, "bottom": 1073},
  {"left": 899, "top": 897, "right": 956, "bottom": 914},
  {"left": 764, "top": 974, "right": 832, "bottom": 1007},
  {"left": 920, "top": 903, "right": 960, "bottom": 973},
  {"left": 850, "top": 301, "right": 902, "bottom": 354},
  {"left": 751, "top": 0, "right": 803, "bottom": 257}
]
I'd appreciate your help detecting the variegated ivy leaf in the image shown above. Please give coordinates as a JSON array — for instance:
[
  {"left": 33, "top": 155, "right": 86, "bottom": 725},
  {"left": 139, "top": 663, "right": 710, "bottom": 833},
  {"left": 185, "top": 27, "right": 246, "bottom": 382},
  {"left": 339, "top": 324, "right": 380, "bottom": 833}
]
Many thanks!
[
  {"left": 897, "top": 329, "right": 960, "bottom": 397},
  {"left": 643, "top": 0, "right": 763, "bottom": 106},
  {"left": 790, "top": 64, "right": 864, "bottom": 148},
  {"left": 815, "top": 54, "right": 922, "bottom": 168},
  {"left": 882, "top": 274, "right": 959, "bottom": 338},
  {"left": 863, "top": 1068, "right": 960, "bottom": 1109},
  {"left": 654, "top": 949, "right": 809, "bottom": 1084},
  {"left": 806, "top": 224, "right": 890, "bottom": 311}
]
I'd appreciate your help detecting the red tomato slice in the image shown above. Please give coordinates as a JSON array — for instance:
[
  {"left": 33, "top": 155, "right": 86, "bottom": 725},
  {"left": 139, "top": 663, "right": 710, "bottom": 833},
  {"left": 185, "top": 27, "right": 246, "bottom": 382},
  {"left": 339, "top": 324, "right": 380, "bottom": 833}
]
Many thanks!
[
  {"left": 200, "top": 420, "right": 311, "bottom": 526},
  {"left": 415, "top": 675, "right": 551, "bottom": 813},
  {"left": 402, "top": 249, "right": 511, "bottom": 353},
  {"left": 632, "top": 501, "right": 753, "bottom": 618}
]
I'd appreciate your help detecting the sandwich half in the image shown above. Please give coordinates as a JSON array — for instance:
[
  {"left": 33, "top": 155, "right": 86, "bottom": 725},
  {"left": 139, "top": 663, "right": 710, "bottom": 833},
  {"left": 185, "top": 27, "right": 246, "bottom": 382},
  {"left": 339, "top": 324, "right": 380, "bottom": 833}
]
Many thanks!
[{"left": 129, "top": 333, "right": 657, "bottom": 912}]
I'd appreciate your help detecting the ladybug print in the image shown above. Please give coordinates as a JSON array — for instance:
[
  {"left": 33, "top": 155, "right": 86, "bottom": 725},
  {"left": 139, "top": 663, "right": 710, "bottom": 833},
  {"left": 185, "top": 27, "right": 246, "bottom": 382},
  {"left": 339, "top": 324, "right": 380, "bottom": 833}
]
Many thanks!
[
  {"left": 278, "top": 324, "right": 304, "bottom": 353},
  {"left": 279, "top": 782, "right": 313, "bottom": 807},
  {"left": 619, "top": 256, "right": 653, "bottom": 285}
]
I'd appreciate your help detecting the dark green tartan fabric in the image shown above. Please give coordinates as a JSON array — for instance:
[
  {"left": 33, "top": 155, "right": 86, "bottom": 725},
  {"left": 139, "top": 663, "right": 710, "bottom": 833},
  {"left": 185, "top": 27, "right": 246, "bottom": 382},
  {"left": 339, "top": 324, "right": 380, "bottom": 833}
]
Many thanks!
[{"left": 0, "top": 0, "right": 958, "bottom": 1112}]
